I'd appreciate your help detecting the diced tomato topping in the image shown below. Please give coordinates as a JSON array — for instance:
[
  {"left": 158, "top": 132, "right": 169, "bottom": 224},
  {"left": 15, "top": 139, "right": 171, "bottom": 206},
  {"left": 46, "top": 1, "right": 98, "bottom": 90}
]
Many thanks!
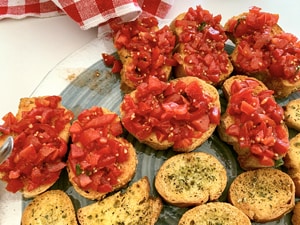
[
  {"left": 173, "top": 5, "right": 230, "bottom": 85},
  {"left": 68, "top": 107, "right": 129, "bottom": 193},
  {"left": 225, "top": 7, "right": 300, "bottom": 84},
  {"left": 225, "top": 79, "right": 289, "bottom": 166},
  {"left": 0, "top": 96, "right": 73, "bottom": 193},
  {"left": 109, "top": 16, "right": 175, "bottom": 89},
  {"left": 120, "top": 76, "right": 220, "bottom": 150}
]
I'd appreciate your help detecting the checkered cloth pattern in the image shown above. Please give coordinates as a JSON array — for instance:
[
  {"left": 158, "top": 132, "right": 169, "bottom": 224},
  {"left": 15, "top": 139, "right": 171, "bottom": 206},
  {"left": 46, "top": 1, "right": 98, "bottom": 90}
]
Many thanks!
[{"left": 0, "top": 0, "right": 173, "bottom": 31}]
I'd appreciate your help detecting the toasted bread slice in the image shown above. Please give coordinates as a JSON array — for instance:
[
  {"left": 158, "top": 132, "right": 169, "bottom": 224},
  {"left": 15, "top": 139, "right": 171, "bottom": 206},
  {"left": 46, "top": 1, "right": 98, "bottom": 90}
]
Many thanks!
[
  {"left": 224, "top": 7, "right": 300, "bottom": 98},
  {"left": 170, "top": 6, "right": 233, "bottom": 86},
  {"left": 77, "top": 176, "right": 162, "bottom": 225},
  {"left": 155, "top": 152, "right": 227, "bottom": 207},
  {"left": 178, "top": 202, "right": 251, "bottom": 225},
  {"left": 284, "top": 98, "right": 300, "bottom": 131},
  {"left": 67, "top": 107, "right": 137, "bottom": 200},
  {"left": 0, "top": 96, "right": 73, "bottom": 198},
  {"left": 292, "top": 201, "right": 300, "bottom": 225},
  {"left": 284, "top": 133, "right": 300, "bottom": 197},
  {"left": 228, "top": 168, "right": 295, "bottom": 222},
  {"left": 111, "top": 17, "right": 175, "bottom": 93},
  {"left": 120, "top": 76, "right": 221, "bottom": 152},
  {"left": 218, "top": 75, "right": 289, "bottom": 170},
  {"left": 21, "top": 190, "right": 77, "bottom": 225}
]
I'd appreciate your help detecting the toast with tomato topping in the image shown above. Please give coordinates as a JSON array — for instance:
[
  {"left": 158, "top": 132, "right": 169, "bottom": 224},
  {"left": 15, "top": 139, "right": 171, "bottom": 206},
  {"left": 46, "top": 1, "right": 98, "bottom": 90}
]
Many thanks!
[
  {"left": 67, "top": 106, "right": 137, "bottom": 200},
  {"left": 224, "top": 6, "right": 300, "bottom": 98},
  {"left": 120, "top": 76, "right": 221, "bottom": 152},
  {"left": 21, "top": 190, "right": 78, "bottom": 225},
  {"left": 178, "top": 202, "right": 251, "bottom": 225},
  {"left": 77, "top": 176, "right": 162, "bottom": 225},
  {"left": 284, "top": 133, "right": 300, "bottom": 197},
  {"left": 228, "top": 168, "right": 295, "bottom": 222},
  {"left": 218, "top": 75, "right": 289, "bottom": 170},
  {"left": 170, "top": 5, "right": 233, "bottom": 86},
  {"left": 155, "top": 152, "right": 227, "bottom": 207},
  {"left": 0, "top": 96, "right": 73, "bottom": 198},
  {"left": 284, "top": 98, "right": 300, "bottom": 131},
  {"left": 111, "top": 16, "right": 176, "bottom": 93}
]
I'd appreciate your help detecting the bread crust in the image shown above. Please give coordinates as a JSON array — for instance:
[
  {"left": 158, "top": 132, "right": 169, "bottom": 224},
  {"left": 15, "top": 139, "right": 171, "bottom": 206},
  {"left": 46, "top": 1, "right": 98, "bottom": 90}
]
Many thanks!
[
  {"left": 0, "top": 96, "right": 72, "bottom": 198},
  {"left": 178, "top": 202, "right": 251, "bottom": 225},
  {"left": 170, "top": 8, "right": 233, "bottom": 86},
  {"left": 228, "top": 168, "right": 295, "bottom": 222},
  {"left": 284, "top": 133, "right": 300, "bottom": 197},
  {"left": 155, "top": 152, "right": 227, "bottom": 207},
  {"left": 292, "top": 201, "right": 300, "bottom": 225},
  {"left": 120, "top": 76, "right": 220, "bottom": 152},
  {"left": 21, "top": 190, "right": 78, "bottom": 225},
  {"left": 218, "top": 75, "right": 289, "bottom": 170},
  {"left": 67, "top": 107, "right": 137, "bottom": 200}
]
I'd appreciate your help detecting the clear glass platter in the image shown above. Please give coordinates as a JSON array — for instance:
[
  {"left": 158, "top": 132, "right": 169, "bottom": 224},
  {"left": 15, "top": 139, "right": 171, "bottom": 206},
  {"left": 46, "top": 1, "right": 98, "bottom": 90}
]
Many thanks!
[{"left": 1, "top": 34, "right": 299, "bottom": 224}]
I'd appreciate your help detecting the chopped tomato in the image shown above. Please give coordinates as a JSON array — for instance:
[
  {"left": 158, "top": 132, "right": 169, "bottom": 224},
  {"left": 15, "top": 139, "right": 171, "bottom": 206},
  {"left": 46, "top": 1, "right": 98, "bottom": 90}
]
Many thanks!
[
  {"left": 110, "top": 16, "right": 176, "bottom": 89},
  {"left": 68, "top": 107, "right": 129, "bottom": 193},
  {"left": 0, "top": 96, "right": 73, "bottom": 193},
  {"left": 173, "top": 5, "right": 230, "bottom": 85},
  {"left": 121, "top": 77, "right": 220, "bottom": 150},
  {"left": 225, "top": 79, "right": 288, "bottom": 167}
]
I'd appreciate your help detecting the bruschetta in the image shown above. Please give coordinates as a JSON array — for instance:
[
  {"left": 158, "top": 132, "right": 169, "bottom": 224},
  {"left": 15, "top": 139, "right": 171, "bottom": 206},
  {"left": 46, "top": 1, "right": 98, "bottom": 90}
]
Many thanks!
[
  {"left": 218, "top": 75, "right": 289, "bottom": 170},
  {"left": 120, "top": 76, "right": 221, "bottom": 152},
  {"left": 111, "top": 16, "right": 176, "bottom": 93},
  {"left": 67, "top": 106, "right": 137, "bottom": 200},
  {"left": 0, "top": 96, "right": 73, "bottom": 198},
  {"left": 170, "top": 5, "right": 233, "bottom": 86},
  {"left": 224, "top": 6, "right": 300, "bottom": 98}
]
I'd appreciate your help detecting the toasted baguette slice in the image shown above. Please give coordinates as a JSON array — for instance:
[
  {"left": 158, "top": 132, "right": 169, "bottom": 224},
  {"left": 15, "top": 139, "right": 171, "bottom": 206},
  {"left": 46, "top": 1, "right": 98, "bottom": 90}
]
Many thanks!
[
  {"left": 228, "top": 168, "right": 295, "bottom": 222},
  {"left": 67, "top": 107, "right": 137, "bottom": 200},
  {"left": 284, "top": 98, "right": 300, "bottom": 131},
  {"left": 178, "top": 202, "right": 251, "bottom": 225},
  {"left": 120, "top": 76, "right": 221, "bottom": 152},
  {"left": 111, "top": 17, "right": 175, "bottom": 93},
  {"left": 284, "top": 133, "right": 300, "bottom": 197},
  {"left": 224, "top": 7, "right": 300, "bottom": 98},
  {"left": 21, "top": 190, "right": 77, "bottom": 225},
  {"left": 170, "top": 6, "right": 233, "bottom": 86},
  {"left": 0, "top": 96, "right": 73, "bottom": 198},
  {"left": 218, "top": 75, "right": 289, "bottom": 170},
  {"left": 77, "top": 176, "right": 162, "bottom": 225},
  {"left": 292, "top": 201, "right": 300, "bottom": 225},
  {"left": 155, "top": 152, "right": 227, "bottom": 207}
]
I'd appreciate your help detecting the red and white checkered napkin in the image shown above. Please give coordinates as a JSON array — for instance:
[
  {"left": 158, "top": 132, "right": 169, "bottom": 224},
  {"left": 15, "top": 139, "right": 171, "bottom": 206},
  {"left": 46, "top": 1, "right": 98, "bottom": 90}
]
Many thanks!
[{"left": 0, "top": 0, "right": 173, "bottom": 32}]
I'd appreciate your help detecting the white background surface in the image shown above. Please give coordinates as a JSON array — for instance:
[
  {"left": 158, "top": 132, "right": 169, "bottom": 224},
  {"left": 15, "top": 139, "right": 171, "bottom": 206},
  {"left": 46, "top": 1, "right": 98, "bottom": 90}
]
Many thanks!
[{"left": 0, "top": 0, "right": 299, "bottom": 224}]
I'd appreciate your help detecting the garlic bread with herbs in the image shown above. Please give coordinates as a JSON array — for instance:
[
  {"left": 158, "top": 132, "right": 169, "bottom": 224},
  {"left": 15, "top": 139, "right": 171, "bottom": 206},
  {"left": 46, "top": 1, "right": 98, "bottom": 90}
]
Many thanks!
[
  {"left": 284, "top": 98, "right": 300, "bottom": 131},
  {"left": 77, "top": 176, "right": 162, "bottom": 225},
  {"left": 155, "top": 152, "right": 227, "bottom": 207},
  {"left": 178, "top": 202, "right": 251, "bottom": 225},
  {"left": 228, "top": 168, "right": 295, "bottom": 223},
  {"left": 21, "top": 190, "right": 77, "bottom": 225}
]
